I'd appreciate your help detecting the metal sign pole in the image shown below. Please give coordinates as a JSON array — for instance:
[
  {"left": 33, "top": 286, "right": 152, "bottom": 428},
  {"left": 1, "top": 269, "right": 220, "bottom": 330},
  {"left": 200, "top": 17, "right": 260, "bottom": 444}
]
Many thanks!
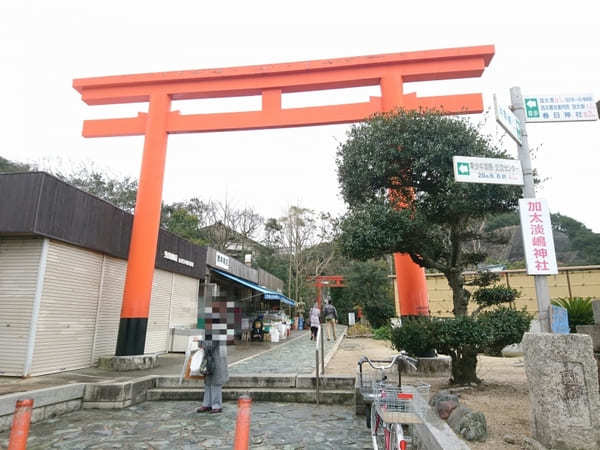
[{"left": 510, "top": 86, "right": 551, "bottom": 332}]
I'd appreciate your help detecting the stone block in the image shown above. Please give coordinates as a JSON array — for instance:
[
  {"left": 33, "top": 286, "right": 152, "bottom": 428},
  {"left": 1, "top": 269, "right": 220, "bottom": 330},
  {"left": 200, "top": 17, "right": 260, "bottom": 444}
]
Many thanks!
[
  {"left": 97, "top": 354, "right": 159, "bottom": 371},
  {"left": 437, "top": 399, "right": 459, "bottom": 420},
  {"left": 0, "top": 384, "right": 85, "bottom": 416},
  {"left": 501, "top": 343, "right": 524, "bottom": 357},
  {"left": 130, "top": 376, "right": 156, "bottom": 405},
  {"left": 0, "top": 414, "right": 12, "bottom": 433},
  {"left": 576, "top": 325, "right": 600, "bottom": 352},
  {"left": 225, "top": 374, "right": 296, "bottom": 388},
  {"left": 84, "top": 383, "right": 127, "bottom": 402},
  {"left": 83, "top": 400, "right": 131, "bottom": 409},
  {"left": 414, "top": 409, "right": 470, "bottom": 450},
  {"left": 592, "top": 300, "right": 600, "bottom": 324},
  {"left": 448, "top": 406, "right": 488, "bottom": 442},
  {"left": 415, "top": 356, "right": 451, "bottom": 377},
  {"left": 522, "top": 332, "right": 600, "bottom": 449},
  {"left": 155, "top": 376, "right": 204, "bottom": 388},
  {"left": 296, "top": 375, "right": 355, "bottom": 390},
  {"left": 30, "top": 406, "right": 45, "bottom": 424}
]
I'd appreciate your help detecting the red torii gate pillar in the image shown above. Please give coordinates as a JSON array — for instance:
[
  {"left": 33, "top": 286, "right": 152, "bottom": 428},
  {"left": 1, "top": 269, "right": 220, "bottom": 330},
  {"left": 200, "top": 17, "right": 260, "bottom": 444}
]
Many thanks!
[{"left": 74, "top": 45, "right": 494, "bottom": 355}]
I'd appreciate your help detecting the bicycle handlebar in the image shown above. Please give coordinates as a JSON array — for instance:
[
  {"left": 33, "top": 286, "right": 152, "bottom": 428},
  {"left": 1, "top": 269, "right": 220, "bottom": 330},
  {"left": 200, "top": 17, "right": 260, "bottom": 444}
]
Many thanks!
[{"left": 358, "top": 352, "right": 418, "bottom": 372}]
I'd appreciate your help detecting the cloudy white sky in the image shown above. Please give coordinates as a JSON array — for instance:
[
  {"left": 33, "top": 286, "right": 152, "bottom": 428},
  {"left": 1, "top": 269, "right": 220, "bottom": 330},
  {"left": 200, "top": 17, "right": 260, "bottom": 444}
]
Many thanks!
[{"left": 2, "top": 1, "right": 599, "bottom": 231}]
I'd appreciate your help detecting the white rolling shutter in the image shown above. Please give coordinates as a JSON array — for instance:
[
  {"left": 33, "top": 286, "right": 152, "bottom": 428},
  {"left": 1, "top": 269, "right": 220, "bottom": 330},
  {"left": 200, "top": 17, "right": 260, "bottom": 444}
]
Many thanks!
[
  {"left": 144, "top": 269, "right": 173, "bottom": 354},
  {"left": 0, "top": 238, "right": 42, "bottom": 376},
  {"left": 91, "top": 255, "right": 126, "bottom": 363},
  {"left": 169, "top": 274, "right": 199, "bottom": 328},
  {"left": 31, "top": 241, "right": 102, "bottom": 375}
]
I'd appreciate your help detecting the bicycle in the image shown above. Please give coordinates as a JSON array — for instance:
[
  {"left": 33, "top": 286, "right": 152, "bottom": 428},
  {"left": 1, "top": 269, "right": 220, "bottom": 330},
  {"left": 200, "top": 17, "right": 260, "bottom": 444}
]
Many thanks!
[{"left": 358, "top": 353, "right": 430, "bottom": 450}]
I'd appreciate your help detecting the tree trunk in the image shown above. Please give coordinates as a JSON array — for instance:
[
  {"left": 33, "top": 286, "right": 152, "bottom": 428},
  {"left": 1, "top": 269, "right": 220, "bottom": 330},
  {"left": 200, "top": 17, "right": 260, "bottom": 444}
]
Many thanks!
[
  {"left": 450, "top": 348, "right": 479, "bottom": 385},
  {"left": 445, "top": 269, "right": 468, "bottom": 316}
]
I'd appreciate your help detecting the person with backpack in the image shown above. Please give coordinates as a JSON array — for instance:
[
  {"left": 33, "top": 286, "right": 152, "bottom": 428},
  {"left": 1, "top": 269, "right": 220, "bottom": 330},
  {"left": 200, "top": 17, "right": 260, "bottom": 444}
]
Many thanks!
[
  {"left": 196, "top": 338, "right": 229, "bottom": 413},
  {"left": 323, "top": 300, "right": 338, "bottom": 341}
]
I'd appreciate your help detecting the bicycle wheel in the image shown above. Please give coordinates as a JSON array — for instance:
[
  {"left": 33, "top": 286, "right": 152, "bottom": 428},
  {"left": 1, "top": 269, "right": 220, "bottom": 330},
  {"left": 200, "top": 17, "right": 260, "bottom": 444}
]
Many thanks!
[{"left": 370, "top": 405, "right": 386, "bottom": 450}]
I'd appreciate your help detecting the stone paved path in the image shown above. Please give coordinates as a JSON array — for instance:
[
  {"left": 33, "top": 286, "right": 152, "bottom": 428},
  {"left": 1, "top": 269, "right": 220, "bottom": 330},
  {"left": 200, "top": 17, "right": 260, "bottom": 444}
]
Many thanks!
[
  {"left": 229, "top": 325, "right": 345, "bottom": 375},
  {"left": 0, "top": 400, "right": 372, "bottom": 449}
]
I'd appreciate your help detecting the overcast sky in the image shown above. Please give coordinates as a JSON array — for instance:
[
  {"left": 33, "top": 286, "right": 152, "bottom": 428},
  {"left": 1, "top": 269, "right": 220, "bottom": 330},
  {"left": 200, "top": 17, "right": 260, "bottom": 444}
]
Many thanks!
[{"left": 2, "top": 1, "right": 599, "bottom": 232}]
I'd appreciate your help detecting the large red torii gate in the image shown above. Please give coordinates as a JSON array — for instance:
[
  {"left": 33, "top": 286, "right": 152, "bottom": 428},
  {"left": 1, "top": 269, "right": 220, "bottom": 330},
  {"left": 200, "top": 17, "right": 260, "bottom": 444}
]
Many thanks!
[{"left": 74, "top": 45, "right": 494, "bottom": 355}]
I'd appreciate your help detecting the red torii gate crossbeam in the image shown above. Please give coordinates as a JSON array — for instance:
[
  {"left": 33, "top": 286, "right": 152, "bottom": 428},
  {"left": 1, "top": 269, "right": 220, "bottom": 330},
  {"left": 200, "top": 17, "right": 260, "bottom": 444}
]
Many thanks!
[{"left": 74, "top": 45, "right": 494, "bottom": 355}]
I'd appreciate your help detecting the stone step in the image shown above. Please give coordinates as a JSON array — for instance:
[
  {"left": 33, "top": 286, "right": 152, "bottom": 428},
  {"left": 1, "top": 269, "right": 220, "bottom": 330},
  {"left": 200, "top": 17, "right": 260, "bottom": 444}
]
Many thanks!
[
  {"left": 155, "top": 374, "right": 356, "bottom": 390},
  {"left": 147, "top": 387, "right": 355, "bottom": 405}
]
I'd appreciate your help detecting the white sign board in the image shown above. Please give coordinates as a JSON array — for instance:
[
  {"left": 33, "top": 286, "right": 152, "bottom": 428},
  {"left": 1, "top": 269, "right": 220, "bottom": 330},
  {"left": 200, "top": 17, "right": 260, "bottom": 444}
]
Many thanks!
[
  {"left": 453, "top": 156, "right": 523, "bottom": 185},
  {"left": 519, "top": 198, "right": 558, "bottom": 275},
  {"left": 348, "top": 312, "right": 355, "bottom": 326},
  {"left": 524, "top": 93, "right": 598, "bottom": 122},
  {"left": 494, "top": 95, "right": 522, "bottom": 144},
  {"left": 215, "top": 251, "right": 230, "bottom": 270}
]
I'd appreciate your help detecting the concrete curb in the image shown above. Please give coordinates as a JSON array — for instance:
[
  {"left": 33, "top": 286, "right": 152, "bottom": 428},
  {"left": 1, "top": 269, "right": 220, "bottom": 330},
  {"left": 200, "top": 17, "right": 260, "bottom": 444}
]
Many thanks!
[{"left": 312, "top": 325, "right": 347, "bottom": 376}]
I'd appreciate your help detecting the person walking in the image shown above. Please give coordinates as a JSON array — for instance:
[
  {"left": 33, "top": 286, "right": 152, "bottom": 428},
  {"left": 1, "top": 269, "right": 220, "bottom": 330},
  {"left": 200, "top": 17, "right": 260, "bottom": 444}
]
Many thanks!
[
  {"left": 309, "top": 303, "right": 321, "bottom": 340},
  {"left": 196, "top": 339, "right": 229, "bottom": 414},
  {"left": 323, "top": 300, "right": 338, "bottom": 341}
]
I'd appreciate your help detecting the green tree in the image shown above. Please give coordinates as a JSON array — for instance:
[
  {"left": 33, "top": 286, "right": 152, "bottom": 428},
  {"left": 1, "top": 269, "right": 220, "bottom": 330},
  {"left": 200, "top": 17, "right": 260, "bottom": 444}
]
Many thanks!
[
  {"left": 336, "top": 109, "right": 522, "bottom": 316},
  {"left": 552, "top": 213, "right": 600, "bottom": 265},
  {"left": 0, "top": 156, "right": 32, "bottom": 173},
  {"left": 57, "top": 166, "right": 138, "bottom": 213},
  {"left": 342, "top": 260, "right": 395, "bottom": 328}
]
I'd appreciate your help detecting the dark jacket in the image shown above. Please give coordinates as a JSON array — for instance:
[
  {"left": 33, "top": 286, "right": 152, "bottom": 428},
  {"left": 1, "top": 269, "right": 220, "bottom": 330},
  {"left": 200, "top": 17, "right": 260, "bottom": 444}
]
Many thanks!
[{"left": 203, "top": 340, "right": 229, "bottom": 386}]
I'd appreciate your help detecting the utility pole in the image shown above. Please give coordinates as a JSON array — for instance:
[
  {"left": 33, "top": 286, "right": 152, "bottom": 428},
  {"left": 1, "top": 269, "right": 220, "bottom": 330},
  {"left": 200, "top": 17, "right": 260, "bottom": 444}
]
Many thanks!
[{"left": 510, "top": 86, "right": 551, "bottom": 332}]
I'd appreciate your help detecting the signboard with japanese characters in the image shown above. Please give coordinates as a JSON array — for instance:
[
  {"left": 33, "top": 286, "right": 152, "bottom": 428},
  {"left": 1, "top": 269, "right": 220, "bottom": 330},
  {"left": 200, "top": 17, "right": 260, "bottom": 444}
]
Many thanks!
[
  {"left": 523, "top": 94, "right": 598, "bottom": 122},
  {"left": 453, "top": 156, "right": 523, "bottom": 185},
  {"left": 215, "top": 251, "right": 230, "bottom": 270},
  {"left": 519, "top": 198, "right": 558, "bottom": 275},
  {"left": 494, "top": 94, "right": 522, "bottom": 144}
]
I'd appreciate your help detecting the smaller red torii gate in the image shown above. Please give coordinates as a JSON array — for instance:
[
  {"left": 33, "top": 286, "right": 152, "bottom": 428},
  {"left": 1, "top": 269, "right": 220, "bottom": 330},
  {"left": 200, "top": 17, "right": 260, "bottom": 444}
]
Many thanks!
[{"left": 311, "top": 275, "right": 345, "bottom": 309}]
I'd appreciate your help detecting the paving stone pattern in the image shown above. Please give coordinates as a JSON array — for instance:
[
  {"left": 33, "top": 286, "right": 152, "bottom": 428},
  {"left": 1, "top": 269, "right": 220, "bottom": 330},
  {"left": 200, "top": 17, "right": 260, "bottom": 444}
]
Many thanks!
[
  {"left": 229, "top": 326, "right": 345, "bottom": 375},
  {"left": 0, "top": 401, "right": 372, "bottom": 449}
]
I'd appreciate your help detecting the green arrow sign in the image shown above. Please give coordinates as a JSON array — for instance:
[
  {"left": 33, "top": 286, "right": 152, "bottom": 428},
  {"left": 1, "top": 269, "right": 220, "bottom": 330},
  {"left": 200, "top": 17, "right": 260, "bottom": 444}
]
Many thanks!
[{"left": 457, "top": 162, "right": 470, "bottom": 175}]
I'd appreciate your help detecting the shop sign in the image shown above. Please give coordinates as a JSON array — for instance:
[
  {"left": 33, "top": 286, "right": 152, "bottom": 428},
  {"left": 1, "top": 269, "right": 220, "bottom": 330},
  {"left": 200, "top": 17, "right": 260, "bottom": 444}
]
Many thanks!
[
  {"left": 518, "top": 198, "right": 558, "bottom": 275},
  {"left": 453, "top": 156, "right": 523, "bottom": 185},
  {"left": 215, "top": 251, "right": 230, "bottom": 270},
  {"left": 524, "top": 93, "right": 598, "bottom": 122},
  {"left": 163, "top": 250, "right": 195, "bottom": 267}
]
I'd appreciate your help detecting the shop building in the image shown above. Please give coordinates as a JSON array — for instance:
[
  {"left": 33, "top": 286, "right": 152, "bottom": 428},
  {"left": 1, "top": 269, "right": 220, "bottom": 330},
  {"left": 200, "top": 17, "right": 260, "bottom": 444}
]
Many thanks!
[{"left": 0, "top": 172, "right": 293, "bottom": 376}]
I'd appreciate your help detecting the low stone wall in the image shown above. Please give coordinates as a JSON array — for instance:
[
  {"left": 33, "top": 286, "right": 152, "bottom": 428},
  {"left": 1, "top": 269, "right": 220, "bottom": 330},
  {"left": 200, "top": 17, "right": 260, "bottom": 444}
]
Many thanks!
[
  {"left": 0, "top": 384, "right": 85, "bottom": 433},
  {"left": 83, "top": 376, "right": 156, "bottom": 409}
]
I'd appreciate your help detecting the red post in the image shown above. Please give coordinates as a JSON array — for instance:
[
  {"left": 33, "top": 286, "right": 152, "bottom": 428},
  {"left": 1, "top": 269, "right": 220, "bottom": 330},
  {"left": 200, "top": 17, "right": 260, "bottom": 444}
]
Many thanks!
[
  {"left": 8, "top": 399, "right": 33, "bottom": 450},
  {"left": 115, "top": 93, "right": 171, "bottom": 355},
  {"left": 233, "top": 395, "right": 252, "bottom": 450},
  {"left": 380, "top": 74, "right": 430, "bottom": 317}
]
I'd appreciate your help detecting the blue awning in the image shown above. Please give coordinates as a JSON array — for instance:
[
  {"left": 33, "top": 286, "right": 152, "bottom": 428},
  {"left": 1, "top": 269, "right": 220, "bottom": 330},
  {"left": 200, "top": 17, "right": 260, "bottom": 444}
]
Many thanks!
[{"left": 211, "top": 268, "right": 296, "bottom": 306}]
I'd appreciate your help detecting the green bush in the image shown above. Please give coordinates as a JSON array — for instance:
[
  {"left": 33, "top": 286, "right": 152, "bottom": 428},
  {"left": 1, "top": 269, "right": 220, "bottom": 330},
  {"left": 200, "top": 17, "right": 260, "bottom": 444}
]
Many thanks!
[
  {"left": 472, "top": 285, "right": 520, "bottom": 308},
  {"left": 478, "top": 307, "right": 532, "bottom": 356},
  {"left": 373, "top": 325, "right": 391, "bottom": 341},
  {"left": 391, "top": 311, "right": 532, "bottom": 384},
  {"left": 551, "top": 297, "right": 595, "bottom": 333},
  {"left": 390, "top": 317, "right": 435, "bottom": 357}
]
